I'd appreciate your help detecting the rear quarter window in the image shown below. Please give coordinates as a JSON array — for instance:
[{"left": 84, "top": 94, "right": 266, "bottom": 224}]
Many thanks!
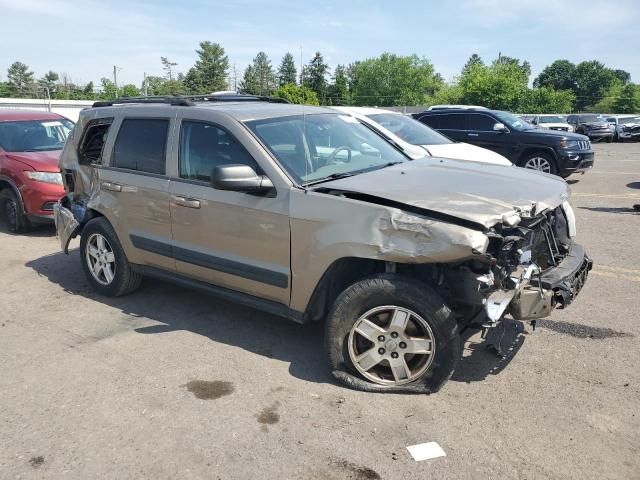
[{"left": 112, "top": 118, "right": 169, "bottom": 175}]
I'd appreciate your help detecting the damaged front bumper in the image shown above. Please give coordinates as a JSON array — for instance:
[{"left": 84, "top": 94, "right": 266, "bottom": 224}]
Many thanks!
[
  {"left": 485, "top": 243, "right": 592, "bottom": 323},
  {"left": 53, "top": 198, "right": 81, "bottom": 253}
]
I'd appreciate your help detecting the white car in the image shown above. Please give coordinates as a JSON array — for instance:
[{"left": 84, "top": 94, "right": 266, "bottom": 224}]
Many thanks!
[
  {"left": 530, "top": 115, "right": 574, "bottom": 133},
  {"left": 604, "top": 115, "right": 640, "bottom": 142},
  {"left": 332, "top": 106, "right": 512, "bottom": 165}
]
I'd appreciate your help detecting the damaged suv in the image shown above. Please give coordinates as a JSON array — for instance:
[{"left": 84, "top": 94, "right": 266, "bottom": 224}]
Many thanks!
[{"left": 54, "top": 95, "right": 592, "bottom": 393}]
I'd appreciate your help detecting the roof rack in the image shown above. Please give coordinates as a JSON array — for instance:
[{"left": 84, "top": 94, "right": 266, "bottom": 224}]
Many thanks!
[{"left": 92, "top": 93, "right": 290, "bottom": 108}]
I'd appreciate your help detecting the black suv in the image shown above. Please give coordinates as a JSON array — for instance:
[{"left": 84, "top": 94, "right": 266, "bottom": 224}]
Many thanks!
[
  {"left": 566, "top": 114, "right": 614, "bottom": 143},
  {"left": 413, "top": 109, "right": 594, "bottom": 177}
]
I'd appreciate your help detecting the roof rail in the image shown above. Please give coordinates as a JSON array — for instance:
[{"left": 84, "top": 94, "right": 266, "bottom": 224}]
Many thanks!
[{"left": 92, "top": 93, "right": 290, "bottom": 108}]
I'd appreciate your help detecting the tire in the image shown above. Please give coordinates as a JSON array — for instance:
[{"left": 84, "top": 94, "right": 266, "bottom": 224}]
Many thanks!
[
  {"left": 518, "top": 151, "right": 557, "bottom": 175},
  {"left": 80, "top": 217, "right": 142, "bottom": 296},
  {"left": 325, "top": 274, "right": 460, "bottom": 393},
  {"left": 0, "top": 188, "right": 31, "bottom": 233}
]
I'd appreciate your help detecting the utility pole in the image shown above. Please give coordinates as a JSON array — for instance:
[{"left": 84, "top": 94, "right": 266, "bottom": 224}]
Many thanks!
[{"left": 113, "top": 65, "right": 119, "bottom": 98}]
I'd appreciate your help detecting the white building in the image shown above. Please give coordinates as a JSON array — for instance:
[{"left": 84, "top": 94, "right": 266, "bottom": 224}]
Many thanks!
[{"left": 0, "top": 98, "right": 94, "bottom": 122}]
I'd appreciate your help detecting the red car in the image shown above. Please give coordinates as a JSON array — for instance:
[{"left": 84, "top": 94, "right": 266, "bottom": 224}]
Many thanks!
[{"left": 0, "top": 109, "right": 74, "bottom": 232}]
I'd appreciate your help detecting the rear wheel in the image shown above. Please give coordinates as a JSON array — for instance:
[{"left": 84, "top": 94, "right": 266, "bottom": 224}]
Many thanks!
[
  {"left": 0, "top": 189, "right": 31, "bottom": 233},
  {"left": 80, "top": 217, "right": 142, "bottom": 296},
  {"left": 325, "top": 274, "right": 460, "bottom": 392},
  {"left": 519, "top": 152, "right": 557, "bottom": 175}
]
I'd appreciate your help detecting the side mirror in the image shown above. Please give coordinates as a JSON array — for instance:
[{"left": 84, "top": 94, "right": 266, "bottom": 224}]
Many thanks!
[
  {"left": 493, "top": 122, "right": 508, "bottom": 133},
  {"left": 212, "top": 164, "right": 274, "bottom": 194}
]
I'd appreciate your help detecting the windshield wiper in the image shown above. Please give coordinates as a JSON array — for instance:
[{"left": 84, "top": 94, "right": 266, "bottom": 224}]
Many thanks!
[{"left": 304, "top": 172, "right": 356, "bottom": 186}]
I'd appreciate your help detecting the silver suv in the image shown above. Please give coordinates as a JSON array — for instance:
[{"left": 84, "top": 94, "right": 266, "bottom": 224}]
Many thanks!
[{"left": 54, "top": 94, "right": 592, "bottom": 393}]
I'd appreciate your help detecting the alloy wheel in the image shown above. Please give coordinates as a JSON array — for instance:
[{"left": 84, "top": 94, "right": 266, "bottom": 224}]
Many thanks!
[
  {"left": 85, "top": 233, "right": 116, "bottom": 285},
  {"left": 524, "top": 156, "right": 552, "bottom": 173},
  {"left": 348, "top": 306, "right": 436, "bottom": 386}
]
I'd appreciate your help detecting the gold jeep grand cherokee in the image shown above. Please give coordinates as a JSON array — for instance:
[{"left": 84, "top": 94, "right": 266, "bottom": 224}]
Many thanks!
[{"left": 54, "top": 94, "right": 591, "bottom": 393}]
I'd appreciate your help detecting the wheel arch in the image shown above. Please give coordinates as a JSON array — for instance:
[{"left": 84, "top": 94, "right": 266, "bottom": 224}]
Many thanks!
[{"left": 0, "top": 175, "right": 25, "bottom": 214}]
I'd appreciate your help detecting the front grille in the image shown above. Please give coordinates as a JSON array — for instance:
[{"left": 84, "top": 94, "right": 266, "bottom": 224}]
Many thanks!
[
  {"left": 551, "top": 127, "right": 568, "bottom": 131},
  {"left": 577, "top": 140, "right": 590, "bottom": 150}
]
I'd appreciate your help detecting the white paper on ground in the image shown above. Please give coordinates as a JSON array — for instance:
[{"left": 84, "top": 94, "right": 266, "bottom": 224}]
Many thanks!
[{"left": 406, "top": 442, "right": 446, "bottom": 461}]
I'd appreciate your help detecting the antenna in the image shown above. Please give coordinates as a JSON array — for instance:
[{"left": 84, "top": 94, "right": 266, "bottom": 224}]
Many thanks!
[{"left": 300, "top": 45, "right": 308, "bottom": 192}]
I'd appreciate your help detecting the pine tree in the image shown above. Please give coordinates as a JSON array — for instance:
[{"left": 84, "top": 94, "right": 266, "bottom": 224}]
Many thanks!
[
  {"left": 7, "top": 62, "right": 35, "bottom": 97},
  {"left": 252, "top": 52, "right": 276, "bottom": 95},
  {"left": 303, "top": 52, "right": 329, "bottom": 103},
  {"left": 328, "top": 64, "right": 348, "bottom": 105},
  {"left": 239, "top": 65, "right": 259, "bottom": 94},
  {"left": 184, "top": 41, "right": 229, "bottom": 94},
  {"left": 277, "top": 52, "right": 297, "bottom": 86}
]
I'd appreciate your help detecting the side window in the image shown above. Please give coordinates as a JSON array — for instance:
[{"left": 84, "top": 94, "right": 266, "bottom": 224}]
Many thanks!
[
  {"left": 467, "top": 114, "right": 497, "bottom": 131},
  {"left": 179, "top": 121, "right": 258, "bottom": 182},
  {"left": 419, "top": 115, "right": 440, "bottom": 129},
  {"left": 112, "top": 118, "right": 169, "bottom": 174},
  {"left": 439, "top": 114, "right": 465, "bottom": 130},
  {"left": 78, "top": 119, "right": 112, "bottom": 165}
]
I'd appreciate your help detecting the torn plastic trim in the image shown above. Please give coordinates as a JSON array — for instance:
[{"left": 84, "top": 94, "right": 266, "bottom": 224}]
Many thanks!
[
  {"left": 53, "top": 201, "right": 80, "bottom": 253},
  {"left": 484, "top": 263, "right": 543, "bottom": 324},
  {"left": 314, "top": 188, "right": 488, "bottom": 232}
]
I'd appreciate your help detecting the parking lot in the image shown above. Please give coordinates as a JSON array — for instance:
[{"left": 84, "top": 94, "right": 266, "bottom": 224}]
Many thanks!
[{"left": 0, "top": 142, "right": 638, "bottom": 480}]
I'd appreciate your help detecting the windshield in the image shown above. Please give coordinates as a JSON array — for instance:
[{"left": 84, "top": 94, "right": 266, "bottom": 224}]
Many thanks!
[
  {"left": 0, "top": 118, "right": 74, "bottom": 152},
  {"left": 539, "top": 116, "right": 565, "bottom": 124},
  {"left": 577, "top": 115, "right": 600, "bottom": 123},
  {"left": 493, "top": 111, "right": 535, "bottom": 131},
  {"left": 366, "top": 113, "right": 451, "bottom": 146},
  {"left": 620, "top": 117, "right": 640, "bottom": 124},
  {"left": 246, "top": 113, "right": 408, "bottom": 185}
]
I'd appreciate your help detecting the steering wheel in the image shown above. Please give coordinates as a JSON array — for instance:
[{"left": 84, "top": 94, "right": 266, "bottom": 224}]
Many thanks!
[{"left": 326, "top": 146, "right": 352, "bottom": 164}]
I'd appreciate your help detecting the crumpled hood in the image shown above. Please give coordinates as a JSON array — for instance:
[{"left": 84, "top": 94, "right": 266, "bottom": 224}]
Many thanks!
[
  {"left": 7, "top": 150, "right": 62, "bottom": 172},
  {"left": 423, "top": 142, "right": 512, "bottom": 165},
  {"left": 318, "top": 156, "right": 570, "bottom": 229}
]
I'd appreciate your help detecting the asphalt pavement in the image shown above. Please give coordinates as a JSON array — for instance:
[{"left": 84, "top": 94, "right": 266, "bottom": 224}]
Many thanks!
[{"left": 0, "top": 143, "right": 638, "bottom": 479}]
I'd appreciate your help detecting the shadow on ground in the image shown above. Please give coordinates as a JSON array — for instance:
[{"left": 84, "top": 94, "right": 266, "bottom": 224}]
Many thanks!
[
  {"left": 578, "top": 206, "right": 639, "bottom": 215},
  {"left": 26, "top": 249, "right": 522, "bottom": 388},
  {"left": 0, "top": 221, "right": 56, "bottom": 237}
]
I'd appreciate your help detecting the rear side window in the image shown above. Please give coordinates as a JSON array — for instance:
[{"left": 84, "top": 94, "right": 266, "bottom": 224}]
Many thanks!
[
  {"left": 439, "top": 114, "right": 465, "bottom": 130},
  {"left": 419, "top": 115, "right": 440, "bottom": 129},
  {"left": 112, "top": 118, "right": 169, "bottom": 174},
  {"left": 78, "top": 119, "right": 112, "bottom": 165},
  {"left": 179, "top": 121, "right": 258, "bottom": 182},
  {"left": 467, "top": 113, "right": 496, "bottom": 131}
]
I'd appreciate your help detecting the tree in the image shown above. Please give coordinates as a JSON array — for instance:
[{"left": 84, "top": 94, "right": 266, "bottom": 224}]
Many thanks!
[
  {"left": 273, "top": 83, "right": 319, "bottom": 105},
  {"left": 83, "top": 81, "right": 94, "bottom": 98},
  {"left": 612, "top": 69, "right": 631, "bottom": 86},
  {"left": 250, "top": 52, "right": 276, "bottom": 95},
  {"left": 239, "top": 65, "right": 259, "bottom": 94},
  {"left": 303, "top": 52, "right": 329, "bottom": 102},
  {"left": 520, "top": 87, "right": 575, "bottom": 113},
  {"left": 38, "top": 71, "right": 59, "bottom": 94},
  {"left": 347, "top": 53, "right": 443, "bottom": 106},
  {"left": 610, "top": 83, "right": 639, "bottom": 114},
  {"left": 462, "top": 54, "right": 484, "bottom": 75},
  {"left": 184, "top": 41, "right": 229, "bottom": 94},
  {"left": 533, "top": 60, "right": 577, "bottom": 91},
  {"left": 277, "top": 52, "right": 297, "bottom": 87},
  {"left": 160, "top": 56, "right": 178, "bottom": 81},
  {"left": 120, "top": 84, "right": 140, "bottom": 97},
  {"left": 573, "top": 60, "right": 616, "bottom": 111},
  {"left": 0, "top": 82, "right": 10, "bottom": 97},
  {"left": 327, "top": 64, "right": 349, "bottom": 105},
  {"left": 7, "top": 61, "right": 35, "bottom": 97},
  {"left": 457, "top": 60, "right": 528, "bottom": 111},
  {"left": 99, "top": 78, "right": 117, "bottom": 99}
]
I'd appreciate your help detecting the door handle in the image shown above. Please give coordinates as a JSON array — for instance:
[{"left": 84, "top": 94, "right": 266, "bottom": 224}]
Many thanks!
[
  {"left": 173, "top": 196, "right": 201, "bottom": 209},
  {"left": 468, "top": 133, "right": 479, "bottom": 137},
  {"left": 102, "top": 182, "right": 122, "bottom": 192}
]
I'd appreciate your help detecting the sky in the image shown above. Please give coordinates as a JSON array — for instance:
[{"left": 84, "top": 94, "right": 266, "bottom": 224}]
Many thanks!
[{"left": 2, "top": 0, "right": 639, "bottom": 88}]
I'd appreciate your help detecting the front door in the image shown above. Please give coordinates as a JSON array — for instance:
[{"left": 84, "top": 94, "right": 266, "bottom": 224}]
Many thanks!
[{"left": 168, "top": 115, "right": 291, "bottom": 305}]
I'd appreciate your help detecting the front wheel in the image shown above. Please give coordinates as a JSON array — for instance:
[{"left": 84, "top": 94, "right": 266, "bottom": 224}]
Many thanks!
[
  {"left": 0, "top": 189, "right": 31, "bottom": 233},
  {"left": 325, "top": 274, "right": 460, "bottom": 392},
  {"left": 519, "top": 152, "right": 557, "bottom": 175},
  {"left": 80, "top": 217, "right": 142, "bottom": 296}
]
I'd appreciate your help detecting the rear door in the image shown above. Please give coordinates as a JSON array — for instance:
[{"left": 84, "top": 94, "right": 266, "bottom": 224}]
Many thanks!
[
  {"left": 167, "top": 110, "right": 291, "bottom": 305},
  {"left": 421, "top": 113, "right": 467, "bottom": 142},
  {"left": 97, "top": 113, "right": 175, "bottom": 271}
]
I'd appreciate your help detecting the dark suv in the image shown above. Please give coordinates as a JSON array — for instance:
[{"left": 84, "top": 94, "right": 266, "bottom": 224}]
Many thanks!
[
  {"left": 413, "top": 109, "right": 594, "bottom": 177},
  {"left": 566, "top": 114, "right": 614, "bottom": 143}
]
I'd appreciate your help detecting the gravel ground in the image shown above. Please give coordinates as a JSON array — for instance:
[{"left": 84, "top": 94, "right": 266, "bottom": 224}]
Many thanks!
[{"left": 1, "top": 143, "right": 639, "bottom": 480}]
